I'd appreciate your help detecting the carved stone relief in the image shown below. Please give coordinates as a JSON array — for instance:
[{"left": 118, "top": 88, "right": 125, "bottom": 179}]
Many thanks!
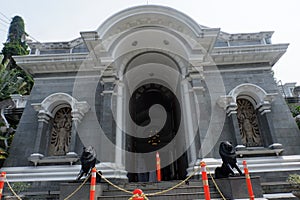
[
  {"left": 48, "top": 107, "right": 72, "bottom": 156},
  {"left": 237, "top": 99, "right": 262, "bottom": 147}
]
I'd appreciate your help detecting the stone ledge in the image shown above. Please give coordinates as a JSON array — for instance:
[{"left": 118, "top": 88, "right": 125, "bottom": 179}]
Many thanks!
[
  {"left": 235, "top": 144, "right": 284, "bottom": 157},
  {"left": 28, "top": 152, "right": 79, "bottom": 166}
]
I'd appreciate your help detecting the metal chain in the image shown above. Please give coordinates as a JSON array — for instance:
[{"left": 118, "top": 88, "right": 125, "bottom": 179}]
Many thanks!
[
  {"left": 97, "top": 167, "right": 200, "bottom": 198},
  {"left": 206, "top": 166, "right": 227, "bottom": 200},
  {"left": 5, "top": 174, "right": 90, "bottom": 200},
  {"left": 63, "top": 174, "right": 91, "bottom": 200},
  {"left": 4, "top": 164, "right": 225, "bottom": 200},
  {"left": 96, "top": 171, "right": 132, "bottom": 194},
  {"left": 146, "top": 168, "right": 199, "bottom": 196}
]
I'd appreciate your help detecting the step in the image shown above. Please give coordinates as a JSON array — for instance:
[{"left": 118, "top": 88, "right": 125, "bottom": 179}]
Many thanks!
[
  {"left": 104, "top": 185, "right": 204, "bottom": 196},
  {"left": 263, "top": 193, "right": 297, "bottom": 200},
  {"left": 262, "top": 181, "right": 294, "bottom": 194},
  {"left": 98, "top": 191, "right": 221, "bottom": 200}
]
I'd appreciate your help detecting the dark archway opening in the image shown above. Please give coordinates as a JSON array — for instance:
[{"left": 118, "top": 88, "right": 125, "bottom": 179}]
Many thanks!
[{"left": 127, "top": 83, "right": 188, "bottom": 182}]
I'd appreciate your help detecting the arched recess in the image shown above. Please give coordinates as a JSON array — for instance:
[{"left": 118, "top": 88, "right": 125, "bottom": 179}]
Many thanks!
[
  {"left": 80, "top": 5, "right": 219, "bottom": 75},
  {"left": 109, "top": 47, "right": 200, "bottom": 181},
  {"left": 218, "top": 83, "right": 283, "bottom": 156},
  {"left": 28, "top": 93, "right": 90, "bottom": 166}
]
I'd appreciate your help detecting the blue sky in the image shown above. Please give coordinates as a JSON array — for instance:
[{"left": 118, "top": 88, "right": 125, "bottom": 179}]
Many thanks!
[{"left": 1, "top": 0, "right": 299, "bottom": 84}]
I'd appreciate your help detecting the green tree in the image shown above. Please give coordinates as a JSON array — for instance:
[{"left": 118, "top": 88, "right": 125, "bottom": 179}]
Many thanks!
[
  {"left": 288, "top": 104, "right": 300, "bottom": 130},
  {"left": 2, "top": 16, "right": 29, "bottom": 66},
  {"left": 1, "top": 15, "right": 33, "bottom": 95},
  {"left": 0, "top": 15, "right": 33, "bottom": 166},
  {"left": 0, "top": 65, "right": 28, "bottom": 101}
]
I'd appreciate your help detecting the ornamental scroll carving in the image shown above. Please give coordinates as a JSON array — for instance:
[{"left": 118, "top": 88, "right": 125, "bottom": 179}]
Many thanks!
[
  {"left": 48, "top": 107, "right": 72, "bottom": 156},
  {"left": 237, "top": 99, "right": 262, "bottom": 147}
]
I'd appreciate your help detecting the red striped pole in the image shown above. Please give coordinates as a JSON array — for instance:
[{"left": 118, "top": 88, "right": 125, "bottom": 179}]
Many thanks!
[
  {"left": 243, "top": 160, "right": 255, "bottom": 200},
  {"left": 0, "top": 172, "right": 6, "bottom": 200},
  {"left": 90, "top": 167, "right": 97, "bottom": 200},
  {"left": 156, "top": 152, "right": 161, "bottom": 181},
  {"left": 200, "top": 161, "right": 211, "bottom": 200}
]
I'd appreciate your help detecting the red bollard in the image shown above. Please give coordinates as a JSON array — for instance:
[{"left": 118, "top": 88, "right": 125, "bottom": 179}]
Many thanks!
[
  {"left": 200, "top": 161, "right": 211, "bottom": 200},
  {"left": 0, "top": 172, "right": 6, "bottom": 200},
  {"left": 243, "top": 160, "right": 255, "bottom": 200},
  {"left": 90, "top": 167, "right": 97, "bottom": 200},
  {"left": 132, "top": 189, "right": 145, "bottom": 200},
  {"left": 156, "top": 152, "right": 161, "bottom": 181}
]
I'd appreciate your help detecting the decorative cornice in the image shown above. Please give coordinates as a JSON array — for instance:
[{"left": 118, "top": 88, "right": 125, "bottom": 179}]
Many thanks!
[
  {"left": 13, "top": 53, "right": 91, "bottom": 75},
  {"left": 211, "top": 43, "right": 289, "bottom": 66},
  {"left": 218, "top": 31, "right": 274, "bottom": 41}
]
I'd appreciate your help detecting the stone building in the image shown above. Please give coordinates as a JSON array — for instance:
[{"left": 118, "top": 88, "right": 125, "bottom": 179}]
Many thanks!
[{"left": 3, "top": 5, "right": 300, "bottom": 184}]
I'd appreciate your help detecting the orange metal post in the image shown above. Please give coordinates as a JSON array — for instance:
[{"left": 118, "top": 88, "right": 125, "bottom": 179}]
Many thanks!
[
  {"left": 90, "top": 167, "right": 97, "bottom": 200},
  {"left": 0, "top": 172, "right": 6, "bottom": 200},
  {"left": 156, "top": 152, "right": 161, "bottom": 181},
  {"left": 243, "top": 160, "right": 255, "bottom": 200},
  {"left": 200, "top": 161, "right": 211, "bottom": 200}
]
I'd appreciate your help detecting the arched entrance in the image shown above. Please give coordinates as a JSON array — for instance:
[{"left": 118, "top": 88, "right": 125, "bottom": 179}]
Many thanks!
[
  {"left": 119, "top": 52, "right": 189, "bottom": 182},
  {"left": 126, "top": 83, "right": 188, "bottom": 182}
]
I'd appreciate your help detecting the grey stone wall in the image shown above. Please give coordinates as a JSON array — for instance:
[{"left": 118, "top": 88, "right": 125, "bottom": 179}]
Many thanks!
[
  {"left": 5, "top": 62, "right": 300, "bottom": 167},
  {"left": 208, "top": 63, "right": 300, "bottom": 157},
  {"left": 4, "top": 75, "right": 116, "bottom": 166}
]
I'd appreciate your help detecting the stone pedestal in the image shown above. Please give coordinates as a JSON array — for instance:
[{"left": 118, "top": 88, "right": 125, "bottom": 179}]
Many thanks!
[
  {"left": 60, "top": 182, "right": 104, "bottom": 200},
  {"left": 215, "top": 176, "right": 263, "bottom": 199}
]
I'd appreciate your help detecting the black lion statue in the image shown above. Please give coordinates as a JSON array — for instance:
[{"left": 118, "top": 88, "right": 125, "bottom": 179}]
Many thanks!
[
  {"left": 215, "top": 141, "right": 243, "bottom": 179},
  {"left": 76, "top": 146, "right": 97, "bottom": 180}
]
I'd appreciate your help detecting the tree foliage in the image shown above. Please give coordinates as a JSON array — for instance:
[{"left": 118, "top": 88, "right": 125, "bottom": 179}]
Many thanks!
[
  {"left": 0, "top": 16, "right": 33, "bottom": 167},
  {"left": 1, "top": 16, "right": 33, "bottom": 95},
  {"left": 0, "top": 65, "right": 28, "bottom": 101},
  {"left": 288, "top": 104, "right": 300, "bottom": 130},
  {"left": 1, "top": 16, "right": 29, "bottom": 66}
]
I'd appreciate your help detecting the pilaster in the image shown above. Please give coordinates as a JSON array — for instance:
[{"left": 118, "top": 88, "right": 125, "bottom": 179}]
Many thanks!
[{"left": 181, "top": 78, "right": 197, "bottom": 166}]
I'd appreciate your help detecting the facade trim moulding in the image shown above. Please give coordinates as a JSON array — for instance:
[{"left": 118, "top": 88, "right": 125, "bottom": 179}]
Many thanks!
[{"left": 211, "top": 43, "right": 289, "bottom": 66}]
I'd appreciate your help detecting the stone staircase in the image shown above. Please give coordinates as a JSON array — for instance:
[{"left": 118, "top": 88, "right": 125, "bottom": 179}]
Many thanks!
[
  {"left": 97, "top": 179, "right": 298, "bottom": 200},
  {"left": 2, "top": 155, "right": 300, "bottom": 199},
  {"left": 97, "top": 180, "right": 220, "bottom": 200},
  {"left": 3, "top": 179, "right": 298, "bottom": 200}
]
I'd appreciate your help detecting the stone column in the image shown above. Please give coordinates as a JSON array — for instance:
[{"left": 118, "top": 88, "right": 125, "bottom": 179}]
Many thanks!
[
  {"left": 114, "top": 81, "right": 125, "bottom": 168},
  {"left": 28, "top": 110, "right": 51, "bottom": 166},
  {"left": 226, "top": 103, "right": 244, "bottom": 147},
  {"left": 258, "top": 104, "right": 277, "bottom": 146},
  {"left": 181, "top": 78, "right": 197, "bottom": 165},
  {"left": 33, "top": 110, "right": 51, "bottom": 154},
  {"left": 189, "top": 71, "right": 205, "bottom": 158},
  {"left": 101, "top": 77, "right": 116, "bottom": 145},
  {"left": 217, "top": 96, "right": 245, "bottom": 148},
  {"left": 68, "top": 109, "right": 83, "bottom": 155},
  {"left": 100, "top": 76, "right": 127, "bottom": 180}
]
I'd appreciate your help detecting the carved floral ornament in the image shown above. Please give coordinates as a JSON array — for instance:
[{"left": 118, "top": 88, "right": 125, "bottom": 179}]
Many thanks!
[{"left": 217, "top": 83, "right": 277, "bottom": 115}]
